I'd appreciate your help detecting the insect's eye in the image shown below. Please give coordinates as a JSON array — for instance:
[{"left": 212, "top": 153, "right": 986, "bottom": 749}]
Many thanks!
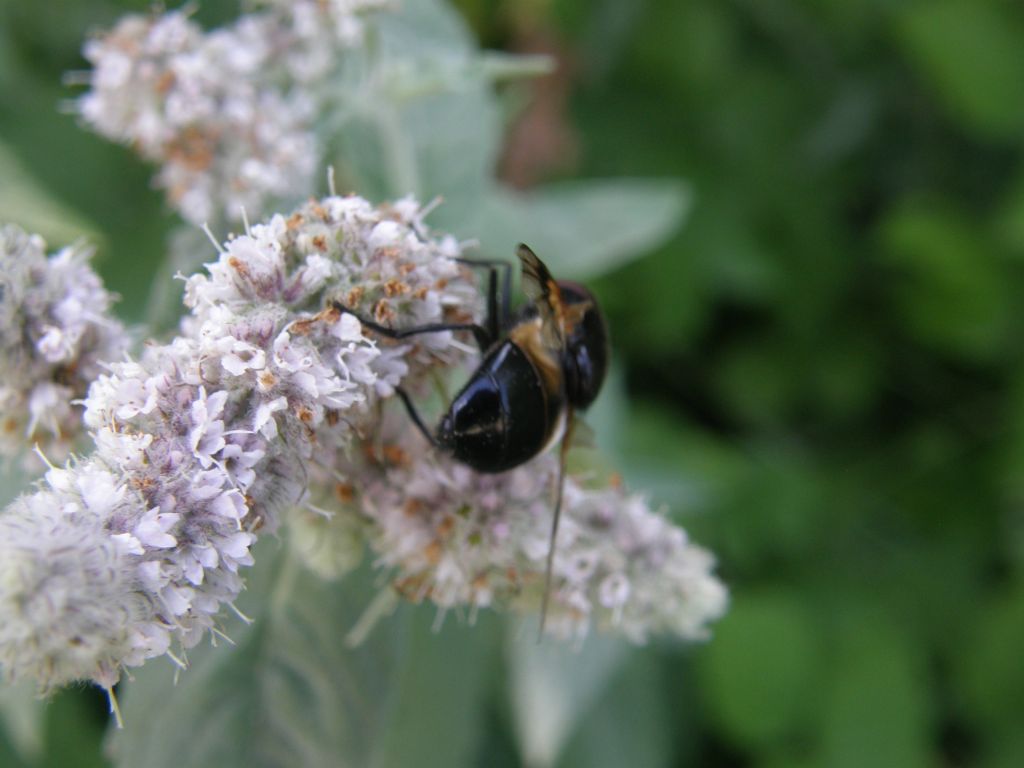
[{"left": 558, "top": 283, "right": 608, "bottom": 410}]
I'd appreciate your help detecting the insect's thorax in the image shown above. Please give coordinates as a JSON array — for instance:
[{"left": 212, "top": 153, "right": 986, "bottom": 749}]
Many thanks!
[{"left": 507, "top": 316, "right": 563, "bottom": 399}]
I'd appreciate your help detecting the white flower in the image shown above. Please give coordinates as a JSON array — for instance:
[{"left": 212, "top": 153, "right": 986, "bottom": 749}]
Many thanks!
[
  {"left": 134, "top": 509, "right": 180, "bottom": 549},
  {"left": 253, "top": 397, "right": 288, "bottom": 438},
  {"left": 0, "top": 192, "right": 726, "bottom": 700},
  {"left": 78, "top": 2, "right": 388, "bottom": 225},
  {"left": 321, "top": 419, "right": 728, "bottom": 644},
  {"left": 0, "top": 487, "right": 146, "bottom": 691},
  {"left": 0, "top": 194, "right": 479, "bottom": 691},
  {"left": 0, "top": 226, "right": 128, "bottom": 465},
  {"left": 189, "top": 388, "right": 229, "bottom": 467}
]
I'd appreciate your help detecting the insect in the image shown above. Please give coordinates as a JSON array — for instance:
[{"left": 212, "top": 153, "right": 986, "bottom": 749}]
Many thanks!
[{"left": 333, "top": 244, "right": 609, "bottom": 632}]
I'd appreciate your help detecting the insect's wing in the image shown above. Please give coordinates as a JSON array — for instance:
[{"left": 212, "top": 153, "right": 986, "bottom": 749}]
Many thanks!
[{"left": 517, "top": 244, "right": 565, "bottom": 351}]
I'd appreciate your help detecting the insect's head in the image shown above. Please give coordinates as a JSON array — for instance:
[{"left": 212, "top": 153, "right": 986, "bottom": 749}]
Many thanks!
[{"left": 557, "top": 281, "right": 608, "bottom": 410}]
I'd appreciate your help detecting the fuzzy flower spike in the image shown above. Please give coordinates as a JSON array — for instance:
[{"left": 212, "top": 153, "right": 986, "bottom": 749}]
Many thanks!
[
  {"left": 0, "top": 225, "right": 128, "bottom": 465},
  {"left": 308, "top": 410, "right": 728, "bottom": 645},
  {"left": 78, "top": 1, "right": 389, "bottom": 225},
  {"left": 0, "top": 195, "right": 478, "bottom": 702}
]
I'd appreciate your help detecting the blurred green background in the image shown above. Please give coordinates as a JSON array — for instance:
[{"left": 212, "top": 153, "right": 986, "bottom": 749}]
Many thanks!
[{"left": 3, "top": 0, "right": 1024, "bottom": 766}]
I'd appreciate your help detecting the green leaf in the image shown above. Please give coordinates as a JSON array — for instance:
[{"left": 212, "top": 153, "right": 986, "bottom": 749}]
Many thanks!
[
  {"left": 507, "top": 631, "right": 629, "bottom": 768},
  {"left": 716, "top": 444, "right": 829, "bottom": 569},
  {"left": 699, "top": 590, "right": 823, "bottom": 751},
  {"left": 372, "top": 610, "right": 499, "bottom": 768},
  {"left": 375, "top": 0, "right": 476, "bottom": 54},
  {"left": 0, "top": 727, "right": 32, "bottom": 768},
  {"left": 578, "top": 362, "right": 627, "bottom": 462},
  {"left": 110, "top": 546, "right": 498, "bottom": 768},
  {"left": 556, "top": 653, "right": 673, "bottom": 768},
  {"left": 329, "top": 0, "right": 502, "bottom": 222},
  {"left": 463, "top": 180, "right": 691, "bottom": 280},
  {"left": 954, "top": 585, "right": 1024, "bottom": 741},
  {"left": 756, "top": 752, "right": 818, "bottom": 768},
  {"left": 628, "top": 0, "right": 737, "bottom": 95},
  {"left": 0, "top": 681, "right": 44, "bottom": 765},
  {"left": 819, "top": 615, "right": 931, "bottom": 768},
  {"left": 896, "top": 0, "right": 1024, "bottom": 139},
  {"left": 41, "top": 688, "right": 110, "bottom": 768},
  {"left": 878, "top": 201, "right": 1011, "bottom": 360},
  {"left": 713, "top": 341, "right": 793, "bottom": 427},
  {"left": 0, "top": 139, "right": 102, "bottom": 248},
  {"left": 977, "top": 729, "right": 1024, "bottom": 768},
  {"left": 618, "top": 402, "right": 745, "bottom": 518},
  {"left": 141, "top": 226, "right": 212, "bottom": 333},
  {"left": 0, "top": 461, "right": 36, "bottom": 509},
  {"left": 995, "top": 174, "right": 1024, "bottom": 255}
]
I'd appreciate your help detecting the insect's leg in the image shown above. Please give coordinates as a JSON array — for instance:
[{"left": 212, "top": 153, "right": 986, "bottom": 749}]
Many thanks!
[
  {"left": 395, "top": 388, "right": 440, "bottom": 449},
  {"left": 332, "top": 302, "right": 493, "bottom": 352},
  {"left": 454, "top": 258, "right": 513, "bottom": 337},
  {"left": 539, "top": 409, "right": 574, "bottom": 640}
]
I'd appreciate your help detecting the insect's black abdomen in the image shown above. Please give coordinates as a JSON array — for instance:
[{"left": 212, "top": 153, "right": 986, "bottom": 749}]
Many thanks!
[{"left": 438, "top": 341, "right": 553, "bottom": 473}]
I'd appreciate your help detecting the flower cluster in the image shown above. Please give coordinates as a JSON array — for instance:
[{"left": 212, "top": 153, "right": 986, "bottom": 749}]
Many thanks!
[
  {"left": 0, "top": 225, "right": 128, "bottom": 465},
  {"left": 0, "top": 194, "right": 727, "bottom": 700},
  {"left": 300, "top": 418, "right": 728, "bottom": 644},
  {"left": 78, "top": 1, "right": 388, "bottom": 225},
  {"left": 0, "top": 195, "right": 478, "bottom": 693}
]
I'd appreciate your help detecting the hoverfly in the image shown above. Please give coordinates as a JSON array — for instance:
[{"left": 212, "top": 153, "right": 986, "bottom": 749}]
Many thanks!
[{"left": 334, "top": 244, "right": 609, "bottom": 631}]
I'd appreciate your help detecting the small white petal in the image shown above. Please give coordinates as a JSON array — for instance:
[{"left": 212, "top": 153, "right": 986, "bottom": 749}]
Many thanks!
[{"left": 111, "top": 533, "right": 145, "bottom": 557}]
